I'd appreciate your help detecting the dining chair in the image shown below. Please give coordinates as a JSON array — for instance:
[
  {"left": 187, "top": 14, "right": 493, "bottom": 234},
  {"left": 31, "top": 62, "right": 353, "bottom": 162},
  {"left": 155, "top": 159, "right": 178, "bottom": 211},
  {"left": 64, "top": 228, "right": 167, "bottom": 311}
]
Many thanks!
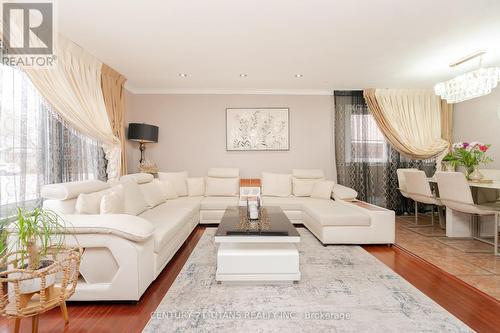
[
  {"left": 396, "top": 168, "right": 418, "bottom": 199},
  {"left": 405, "top": 170, "right": 444, "bottom": 228},
  {"left": 435, "top": 171, "right": 499, "bottom": 255}
]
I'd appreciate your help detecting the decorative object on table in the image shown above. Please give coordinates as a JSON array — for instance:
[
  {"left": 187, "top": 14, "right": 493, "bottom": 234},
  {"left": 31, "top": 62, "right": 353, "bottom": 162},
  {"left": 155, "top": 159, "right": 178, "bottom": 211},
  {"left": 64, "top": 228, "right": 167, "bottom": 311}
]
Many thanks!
[
  {"left": 226, "top": 108, "right": 289, "bottom": 151},
  {"left": 0, "top": 208, "right": 82, "bottom": 333},
  {"left": 138, "top": 159, "right": 159, "bottom": 174},
  {"left": 246, "top": 196, "right": 261, "bottom": 220},
  {"left": 127, "top": 123, "right": 159, "bottom": 164},
  {"left": 434, "top": 50, "right": 500, "bottom": 103},
  {"left": 443, "top": 142, "right": 493, "bottom": 181}
]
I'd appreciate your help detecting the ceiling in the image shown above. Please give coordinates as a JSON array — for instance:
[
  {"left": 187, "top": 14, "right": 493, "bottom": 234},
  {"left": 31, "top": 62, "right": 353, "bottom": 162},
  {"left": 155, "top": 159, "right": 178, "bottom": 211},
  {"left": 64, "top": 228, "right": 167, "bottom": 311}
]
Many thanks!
[{"left": 58, "top": 0, "right": 500, "bottom": 94}]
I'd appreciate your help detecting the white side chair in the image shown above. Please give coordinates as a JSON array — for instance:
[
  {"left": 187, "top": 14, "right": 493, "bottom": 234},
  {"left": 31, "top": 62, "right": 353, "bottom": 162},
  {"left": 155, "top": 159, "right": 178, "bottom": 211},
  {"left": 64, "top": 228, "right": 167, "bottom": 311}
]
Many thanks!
[
  {"left": 405, "top": 170, "right": 444, "bottom": 228},
  {"left": 396, "top": 168, "right": 418, "bottom": 199},
  {"left": 435, "top": 171, "right": 499, "bottom": 255}
]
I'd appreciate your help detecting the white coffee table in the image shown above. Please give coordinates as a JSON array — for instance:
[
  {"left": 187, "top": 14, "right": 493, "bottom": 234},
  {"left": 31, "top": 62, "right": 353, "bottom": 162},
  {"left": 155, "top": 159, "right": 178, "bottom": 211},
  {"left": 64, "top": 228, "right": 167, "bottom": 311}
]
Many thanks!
[{"left": 214, "top": 206, "right": 301, "bottom": 283}]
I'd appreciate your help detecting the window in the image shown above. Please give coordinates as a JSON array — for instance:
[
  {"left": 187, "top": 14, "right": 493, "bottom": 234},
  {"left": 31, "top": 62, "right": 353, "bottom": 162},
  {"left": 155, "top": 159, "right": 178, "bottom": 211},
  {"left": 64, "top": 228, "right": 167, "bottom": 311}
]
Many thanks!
[
  {"left": 0, "top": 64, "right": 106, "bottom": 219},
  {"left": 349, "top": 114, "right": 388, "bottom": 163},
  {"left": 343, "top": 105, "right": 388, "bottom": 164}
]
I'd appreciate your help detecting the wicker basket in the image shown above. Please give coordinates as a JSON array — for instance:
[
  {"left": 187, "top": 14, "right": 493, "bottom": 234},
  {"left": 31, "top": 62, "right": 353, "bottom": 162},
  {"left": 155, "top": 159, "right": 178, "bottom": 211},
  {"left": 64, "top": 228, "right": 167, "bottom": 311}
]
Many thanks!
[{"left": 0, "top": 246, "right": 82, "bottom": 319}]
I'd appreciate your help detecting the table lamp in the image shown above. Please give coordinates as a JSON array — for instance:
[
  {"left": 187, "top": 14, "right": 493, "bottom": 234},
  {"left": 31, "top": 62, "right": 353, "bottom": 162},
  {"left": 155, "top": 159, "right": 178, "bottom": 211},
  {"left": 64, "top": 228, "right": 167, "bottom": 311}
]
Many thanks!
[{"left": 127, "top": 123, "right": 159, "bottom": 163}]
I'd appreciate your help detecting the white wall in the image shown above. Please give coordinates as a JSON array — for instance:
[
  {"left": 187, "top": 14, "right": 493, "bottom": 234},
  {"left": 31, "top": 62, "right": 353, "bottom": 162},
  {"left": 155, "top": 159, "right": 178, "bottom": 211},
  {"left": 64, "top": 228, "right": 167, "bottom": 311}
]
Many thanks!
[
  {"left": 125, "top": 92, "right": 335, "bottom": 179},
  {"left": 453, "top": 87, "right": 500, "bottom": 169}
]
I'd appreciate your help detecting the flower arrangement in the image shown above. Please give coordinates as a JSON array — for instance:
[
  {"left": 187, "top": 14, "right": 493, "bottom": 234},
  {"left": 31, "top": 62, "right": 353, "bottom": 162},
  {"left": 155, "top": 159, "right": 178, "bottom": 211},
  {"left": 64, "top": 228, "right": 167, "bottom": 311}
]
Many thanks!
[{"left": 443, "top": 141, "right": 493, "bottom": 179}]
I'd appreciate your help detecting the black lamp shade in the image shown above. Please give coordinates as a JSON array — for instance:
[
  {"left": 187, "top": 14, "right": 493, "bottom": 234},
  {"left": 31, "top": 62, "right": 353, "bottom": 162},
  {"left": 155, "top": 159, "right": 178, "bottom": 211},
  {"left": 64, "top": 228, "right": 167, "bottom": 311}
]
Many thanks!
[{"left": 127, "top": 123, "right": 159, "bottom": 143}]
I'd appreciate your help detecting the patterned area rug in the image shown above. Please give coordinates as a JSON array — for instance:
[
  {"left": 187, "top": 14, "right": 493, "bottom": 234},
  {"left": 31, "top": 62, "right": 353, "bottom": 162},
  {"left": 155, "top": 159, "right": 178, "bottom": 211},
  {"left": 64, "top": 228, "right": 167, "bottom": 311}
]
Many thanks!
[{"left": 143, "top": 228, "right": 472, "bottom": 333}]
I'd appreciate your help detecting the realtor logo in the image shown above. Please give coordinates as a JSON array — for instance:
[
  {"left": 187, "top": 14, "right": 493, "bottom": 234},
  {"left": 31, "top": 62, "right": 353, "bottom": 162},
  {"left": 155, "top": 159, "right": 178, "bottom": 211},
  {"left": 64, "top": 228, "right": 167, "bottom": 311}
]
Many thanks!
[{"left": 1, "top": 0, "right": 56, "bottom": 67}]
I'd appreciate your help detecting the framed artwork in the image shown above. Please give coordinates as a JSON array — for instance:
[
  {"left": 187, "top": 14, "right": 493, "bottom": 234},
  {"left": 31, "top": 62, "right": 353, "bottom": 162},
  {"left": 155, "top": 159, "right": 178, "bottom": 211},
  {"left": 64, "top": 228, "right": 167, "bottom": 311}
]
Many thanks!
[{"left": 226, "top": 108, "right": 290, "bottom": 151}]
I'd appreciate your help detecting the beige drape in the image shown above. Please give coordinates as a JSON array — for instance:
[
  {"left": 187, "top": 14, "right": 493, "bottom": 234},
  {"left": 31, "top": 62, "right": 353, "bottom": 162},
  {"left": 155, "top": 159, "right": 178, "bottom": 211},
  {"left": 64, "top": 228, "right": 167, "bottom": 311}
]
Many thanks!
[
  {"left": 101, "top": 64, "right": 127, "bottom": 176},
  {"left": 440, "top": 100, "right": 453, "bottom": 148},
  {"left": 21, "top": 35, "right": 121, "bottom": 180},
  {"left": 364, "top": 89, "right": 450, "bottom": 160}
]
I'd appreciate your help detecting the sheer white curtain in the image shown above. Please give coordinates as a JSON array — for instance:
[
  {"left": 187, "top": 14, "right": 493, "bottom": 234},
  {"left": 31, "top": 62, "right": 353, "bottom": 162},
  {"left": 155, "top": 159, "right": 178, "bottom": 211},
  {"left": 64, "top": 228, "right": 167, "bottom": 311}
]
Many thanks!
[
  {"left": 22, "top": 35, "right": 121, "bottom": 180},
  {"left": 0, "top": 64, "right": 106, "bottom": 219}
]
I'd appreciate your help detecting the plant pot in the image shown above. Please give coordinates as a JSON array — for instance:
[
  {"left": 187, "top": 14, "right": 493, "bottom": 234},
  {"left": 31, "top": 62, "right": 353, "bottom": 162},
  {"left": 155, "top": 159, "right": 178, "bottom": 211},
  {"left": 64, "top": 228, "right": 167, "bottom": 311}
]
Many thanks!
[
  {"left": 9, "top": 259, "right": 56, "bottom": 294},
  {"left": 442, "top": 161, "right": 456, "bottom": 172}
]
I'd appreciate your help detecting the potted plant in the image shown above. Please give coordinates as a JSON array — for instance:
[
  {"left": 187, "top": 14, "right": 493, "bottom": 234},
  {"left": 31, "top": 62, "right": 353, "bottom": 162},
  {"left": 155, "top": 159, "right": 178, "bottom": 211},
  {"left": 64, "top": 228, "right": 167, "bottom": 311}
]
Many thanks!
[
  {"left": 0, "top": 208, "right": 66, "bottom": 294},
  {"left": 442, "top": 152, "right": 459, "bottom": 171},
  {"left": 449, "top": 142, "right": 493, "bottom": 180}
]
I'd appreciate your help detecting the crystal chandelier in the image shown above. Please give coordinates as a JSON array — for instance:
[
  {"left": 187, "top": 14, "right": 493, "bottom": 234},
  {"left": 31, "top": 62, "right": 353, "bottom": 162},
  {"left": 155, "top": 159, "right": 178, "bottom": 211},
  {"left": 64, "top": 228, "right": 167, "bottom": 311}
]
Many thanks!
[{"left": 434, "top": 51, "right": 500, "bottom": 103}]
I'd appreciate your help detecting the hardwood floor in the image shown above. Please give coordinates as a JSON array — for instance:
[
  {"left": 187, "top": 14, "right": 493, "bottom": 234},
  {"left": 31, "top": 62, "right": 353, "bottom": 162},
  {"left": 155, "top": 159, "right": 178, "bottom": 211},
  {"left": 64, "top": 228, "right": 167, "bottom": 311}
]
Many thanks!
[
  {"left": 0, "top": 227, "right": 206, "bottom": 333},
  {"left": 363, "top": 244, "right": 500, "bottom": 333},
  {"left": 1, "top": 225, "right": 498, "bottom": 333}
]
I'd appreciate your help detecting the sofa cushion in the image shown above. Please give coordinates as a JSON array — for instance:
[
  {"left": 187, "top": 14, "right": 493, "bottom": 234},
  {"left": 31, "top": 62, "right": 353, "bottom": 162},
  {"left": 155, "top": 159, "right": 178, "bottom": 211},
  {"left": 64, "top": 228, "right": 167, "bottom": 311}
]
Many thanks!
[
  {"left": 41, "top": 180, "right": 109, "bottom": 200},
  {"left": 100, "top": 185, "right": 125, "bottom": 214},
  {"left": 75, "top": 189, "right": 110, "bottom": 214},
  {"left": 139, "top": 203, "right": 195, "bottom": 251},
  {"left": 261, "top": 172, "right": 292, "bottom": 197},
  {"left": 311, "top": 181, "right": 335, "bottom": 200},
  {"left": 121, "top": 179, "right": 149, "bottom": 215},
  {"left": 207, "top": 168, "right": 239, "bottom": 178},
  {"left": 302, "top": 200, "right": 370, "bottom": 226},
  {"left": 200, "top": 196, "right": 239, "bottom": 210},
  {"left": 261, "top": 196, "right": 306, "bottom": 210},
  {"left": 292, "top": 169, "right": 325, "bottom": 179},
  {"left": 120, "top": 173, "right": 154, "bottom": 184},
  {"left": 205, "top": 177, "right": 239, "bottom": 197},
  {"left": 158, "top": 171, "right": 188, "bottom": 196},
  {"left": 157, "top": 180, "right": 178, "bottom": 200},
  {"left": 187, "top": 177, "right": 205, "bottom": 197},
  {"left": 139, "top": 180, "right": 166, "bottom": 208},
  {"left": 292, "top": 178, "right": 322, "bottom": 197}
]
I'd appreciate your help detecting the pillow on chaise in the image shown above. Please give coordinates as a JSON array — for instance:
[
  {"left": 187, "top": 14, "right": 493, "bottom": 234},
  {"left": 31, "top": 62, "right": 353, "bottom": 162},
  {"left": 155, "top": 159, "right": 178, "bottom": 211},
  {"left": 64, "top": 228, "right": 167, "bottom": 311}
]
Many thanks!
[
  {"left": 187, "top": 177, "right": 205, "bottom": 197},
  {"left": 292, "top": 178, "right": 322, "bottom": 197},
  {"left": 332, "top": 184, "right": 358, "bottom": 201},
  {"left": 158, "top": 171, "right": 188, "bottom": 196},
  {"left": 310, "top": 181, "right": 335, "bottom": 200}
]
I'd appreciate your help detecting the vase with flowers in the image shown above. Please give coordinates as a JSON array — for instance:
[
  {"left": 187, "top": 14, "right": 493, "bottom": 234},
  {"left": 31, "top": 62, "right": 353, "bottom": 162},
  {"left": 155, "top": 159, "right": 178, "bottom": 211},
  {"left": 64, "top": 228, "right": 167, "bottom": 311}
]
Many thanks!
[{"left": 443, "top": 142, "right": 493, "bottom": 181}]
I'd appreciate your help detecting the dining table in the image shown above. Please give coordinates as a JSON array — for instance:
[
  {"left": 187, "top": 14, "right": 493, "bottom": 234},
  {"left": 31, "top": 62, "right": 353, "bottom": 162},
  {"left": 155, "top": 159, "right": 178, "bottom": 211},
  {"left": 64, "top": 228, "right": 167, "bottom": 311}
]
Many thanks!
[{"left": 427, "top": 175, "right": 500, "bottom": 238}]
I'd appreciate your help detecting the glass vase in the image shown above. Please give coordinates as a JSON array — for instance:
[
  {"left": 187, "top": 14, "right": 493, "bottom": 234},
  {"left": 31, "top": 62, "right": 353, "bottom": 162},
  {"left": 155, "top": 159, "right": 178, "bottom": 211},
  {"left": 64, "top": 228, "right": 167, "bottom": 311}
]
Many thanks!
[{"left": 466, "top": 166, "right": 483, "bottom": 182}]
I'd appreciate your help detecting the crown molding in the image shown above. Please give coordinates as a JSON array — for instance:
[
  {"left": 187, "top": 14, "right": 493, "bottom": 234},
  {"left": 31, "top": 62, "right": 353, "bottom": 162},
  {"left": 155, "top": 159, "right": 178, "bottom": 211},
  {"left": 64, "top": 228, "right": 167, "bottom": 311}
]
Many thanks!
[{"left": 125, "top": 87, "right": 333, "bottom": 96}]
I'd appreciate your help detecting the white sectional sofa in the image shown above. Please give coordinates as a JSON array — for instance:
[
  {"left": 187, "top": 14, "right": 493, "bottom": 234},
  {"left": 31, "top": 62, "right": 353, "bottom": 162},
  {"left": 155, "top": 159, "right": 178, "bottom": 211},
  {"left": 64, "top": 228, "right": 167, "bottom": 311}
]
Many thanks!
[{"left": 41, "top": 168, "right": 394, "bottom": 301}]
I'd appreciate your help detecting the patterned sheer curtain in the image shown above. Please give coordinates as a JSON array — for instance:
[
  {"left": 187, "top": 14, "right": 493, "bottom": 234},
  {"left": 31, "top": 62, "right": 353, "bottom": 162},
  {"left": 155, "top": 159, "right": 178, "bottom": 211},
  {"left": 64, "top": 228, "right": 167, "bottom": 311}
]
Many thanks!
[
  {"left": 0, "top": 64, "right": 107, "bottom": 219},
  {"left": 334, "top": 91, "right": 435, "bottom": 213}
]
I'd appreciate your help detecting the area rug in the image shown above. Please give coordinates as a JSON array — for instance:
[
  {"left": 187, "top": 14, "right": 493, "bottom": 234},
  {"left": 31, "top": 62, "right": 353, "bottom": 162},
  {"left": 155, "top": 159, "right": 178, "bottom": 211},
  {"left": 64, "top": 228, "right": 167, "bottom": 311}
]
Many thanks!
[{"left": 143, "top": 228, "right": 472, "bottom": 333}]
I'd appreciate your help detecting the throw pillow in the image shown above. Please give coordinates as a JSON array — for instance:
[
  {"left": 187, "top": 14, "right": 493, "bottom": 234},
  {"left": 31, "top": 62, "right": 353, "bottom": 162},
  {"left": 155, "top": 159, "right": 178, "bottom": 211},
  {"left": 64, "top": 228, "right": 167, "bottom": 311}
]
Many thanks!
[
  {"left": 75, "top": 189, "right": 110, "bottom": 214},
  {"left": 187, "top": 177, "right": 205, "bottom": 197},
  {"left": 292, "top": 178, "right": 321, "bottom": 197},
  {"left": 158, "top": 171, "right": 188, "bottom": 196},
  {"left": 205, "top": 177, "right": 239, "bottom": 196},
  {"left": 100, "top": 185, "right": 125, "bottom": 214},
  {"left": 310, "top": 181, "right": 335, "bottom": 200},
  {"left": 120, "top": 179, "right": 149, "bottom": 215},
  {"left": 261, "top": 172, "right": 292, "bottom": 197},
  {"left": 139, "top": 180, "right": 166, "bottom": 208},
  {"left": 158, "top": 179, "right": 178, "bottom": 200}
]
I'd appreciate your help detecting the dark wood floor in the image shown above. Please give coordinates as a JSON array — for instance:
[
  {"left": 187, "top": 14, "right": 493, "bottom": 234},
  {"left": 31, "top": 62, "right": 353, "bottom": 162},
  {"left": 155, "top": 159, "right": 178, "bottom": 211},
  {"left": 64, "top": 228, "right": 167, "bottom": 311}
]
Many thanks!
[{"left": 1, "top": 226, "right": 499, "bottom": 333}]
